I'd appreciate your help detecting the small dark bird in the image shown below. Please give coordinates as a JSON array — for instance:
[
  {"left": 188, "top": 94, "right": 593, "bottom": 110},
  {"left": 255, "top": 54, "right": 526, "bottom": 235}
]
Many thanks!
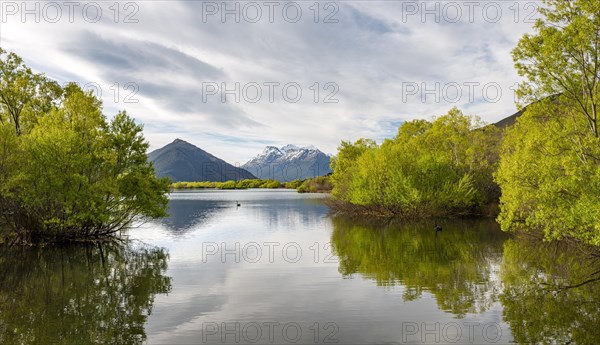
[
  {"left": 435, "top": 221, "right": 442, "bottom": 232},
  {"left": 236, "top": 201, "right": 241, "bottom": 207}
]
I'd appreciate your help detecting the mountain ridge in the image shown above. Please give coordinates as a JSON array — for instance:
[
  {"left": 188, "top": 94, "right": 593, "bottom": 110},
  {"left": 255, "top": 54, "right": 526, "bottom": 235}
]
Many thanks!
[{"left": 148, "top": 139, "right": 256, "bottom": 182}]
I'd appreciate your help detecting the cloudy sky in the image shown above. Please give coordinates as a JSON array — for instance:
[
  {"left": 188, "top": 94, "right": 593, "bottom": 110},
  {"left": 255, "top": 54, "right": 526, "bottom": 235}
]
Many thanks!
[{"left": 1, "top": 1, "right": 538, "bottom": 164}]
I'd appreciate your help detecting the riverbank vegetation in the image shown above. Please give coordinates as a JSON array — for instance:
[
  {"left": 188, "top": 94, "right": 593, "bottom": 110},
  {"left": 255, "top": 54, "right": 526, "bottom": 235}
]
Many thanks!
[
  {"left": 330, "top": 108, "right": 501, "bottom": 218},
  {"left": 495, "top": 0, "right": 600, "bottom": 246},
  {"left": 170, "top": 175, "right": 333, "bottom": 193},
  {"left": 296, "top": 175, "right": 332, "bottom": 193},
  {"left": 329, "top": 0, "right": 600, "bottom": 247},
  {"left": 171, "top": 179, "right": 284, "bottom": 189},
  {"left": 0, "top": 48, "right": 170, "bottom": 244}
]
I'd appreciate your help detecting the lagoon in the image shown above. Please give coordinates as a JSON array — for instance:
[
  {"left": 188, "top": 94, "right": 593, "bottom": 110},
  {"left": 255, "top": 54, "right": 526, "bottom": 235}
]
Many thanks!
[{"left": 1, "top": 190, "right": 599, "bottom": 344}]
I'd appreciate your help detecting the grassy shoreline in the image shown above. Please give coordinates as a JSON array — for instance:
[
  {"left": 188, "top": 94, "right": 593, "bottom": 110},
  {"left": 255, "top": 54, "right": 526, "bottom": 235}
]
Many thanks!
[{"left": 170, "top": 176, "right": 333, "bottom": 193}]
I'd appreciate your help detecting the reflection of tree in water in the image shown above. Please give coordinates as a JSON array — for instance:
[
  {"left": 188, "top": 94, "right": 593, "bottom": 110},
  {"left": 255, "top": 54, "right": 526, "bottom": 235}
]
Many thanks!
[
  {"left": 0, "top": 242, "right": 171, "bottom": 344},
  {"left": 331, "top": 216, "right": 508, "bottom": 317},
  {"left": 500, "top": 237, "right": 600, "bottom": 344}
]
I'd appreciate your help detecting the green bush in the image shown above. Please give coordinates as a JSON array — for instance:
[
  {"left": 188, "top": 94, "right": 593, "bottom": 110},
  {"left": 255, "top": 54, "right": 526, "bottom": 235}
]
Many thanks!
[
  {"left": 217, "top": 180, "right": 237, "bottom": 189},
  {"left": 297, "top": 176, "right": 332, "bottom": 193},
  {"left": 0, "top": 50, "right": 169, "bottom": 244},
  {"left": 330, "top": 108, "right": 500, "bottom": 217},
  {"left": 284, "top": 179, "right": 303, "bottom": 189}
]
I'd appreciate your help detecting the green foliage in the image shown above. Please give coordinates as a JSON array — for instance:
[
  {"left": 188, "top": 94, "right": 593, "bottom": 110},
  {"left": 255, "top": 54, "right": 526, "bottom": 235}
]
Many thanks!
[
  {"left": 496, "top": 0, "right": 600, "bottom": 246},
  {"left": 171, "top": 179, "right": 284, "bottom": 190},
  {"left": 512, "top": 0, "right": 600, "bottom": 137},
  {"left": 218, "top": 180, "right": 238, "bottom": 189},
  {"left": 263, "top": 179, "right": 283, "bottom": 189},
  {"left": 284, "top": 179, "right": 303, "bottom": 189},
  {"left": 297, "top": 175, "right": 332, "bottom": 193},
  {"left": 171, "top": 181, "right": 219, "bottom": 189},
  {"left": 171, "top": 176, "right": 335, "bottom": 194},
  {"left": 171, "top": 177, "right": 333, "bottom": 193},
  {"left": 0, "top": 48, "right": 62, "bottom": 135},
  {"left": 330, "top": 108, "right": 500, "bottom": 217},
  {"left": 0, "top": 51, "right": 169, "bottom": 243},
  {"left": 238, "top": 178, "right": 270, "bottom": 188},
  {"left": 495, "top": 101, "right": 600, "bottom": 245},
  {"left": 330, "top": 138, "right": 377, "bottom": 200}
]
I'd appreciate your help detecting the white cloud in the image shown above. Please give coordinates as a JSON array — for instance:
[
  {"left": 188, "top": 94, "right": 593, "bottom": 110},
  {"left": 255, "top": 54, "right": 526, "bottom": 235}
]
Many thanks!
[{"left": 1, "top": 1, "right": 535, "bottom": 163}]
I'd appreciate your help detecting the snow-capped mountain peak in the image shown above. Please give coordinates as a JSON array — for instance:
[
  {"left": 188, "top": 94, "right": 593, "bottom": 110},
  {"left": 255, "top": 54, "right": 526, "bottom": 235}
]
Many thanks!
[
  {"left": 281, "top": 144, "right": 301, "bottom": 152},
  {"left": 262, "top": 146, "right": 282, "bottom": 155},
  {"left": 242, "top": 144, "right": 333, "bottom": 181}
]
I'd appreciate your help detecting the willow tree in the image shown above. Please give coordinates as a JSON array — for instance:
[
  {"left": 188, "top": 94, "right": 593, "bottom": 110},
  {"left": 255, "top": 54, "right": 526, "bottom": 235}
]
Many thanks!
[
  {"left": 0, "top": 48, "right": 62, "bottom": 135},
  {"left": 0, "top": 51, "right": 170, "bottom": 243},
  {"left": 330, "top": 108, "right": 500, "bottom": 217},
  {"left": 496, "top": 0, "right": 600, "bottom": 245},
  {"left": 512, "top": 0, "right": 600, "bottom": 137},
  {"left": 330, "top": 138, "right": 377, "bottom": 201}
]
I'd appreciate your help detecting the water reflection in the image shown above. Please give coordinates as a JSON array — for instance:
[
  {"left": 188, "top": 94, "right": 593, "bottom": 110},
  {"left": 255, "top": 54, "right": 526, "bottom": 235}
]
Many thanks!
[
  {"left": 158, "top": 190, "right": 329, "bottom": 234},
  {"left": 331, "top": 215, "right": 600, "bottom": 343},
  {"left": 500, "top": 237, "right": 600, "bottom": 344},
  {"left": 160, "top": 198, "right": 224, "bottom": 232},
  {"left": 0, "top": 242, "right": 171, "bottom": 344},
  {"left": 330, "top": 217, "right": 508, "bottom": 317},
  {"left": 3, "top": 190, "right": 600, "bottom": 344}
]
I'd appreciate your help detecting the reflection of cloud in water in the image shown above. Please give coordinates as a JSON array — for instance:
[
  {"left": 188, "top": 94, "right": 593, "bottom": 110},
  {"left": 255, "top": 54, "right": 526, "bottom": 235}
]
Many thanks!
[
  {"left": 158, "top": 190, "right": 329, "bottom": 235},
  {"left": 159, "top": 199, "right": 226, "bottom": 233},
  {"left": 245, "top": 198, "right": 330, "bottom": 232},
  {"left": 143, "top": 192, "right": 517, "bottom": 345}
]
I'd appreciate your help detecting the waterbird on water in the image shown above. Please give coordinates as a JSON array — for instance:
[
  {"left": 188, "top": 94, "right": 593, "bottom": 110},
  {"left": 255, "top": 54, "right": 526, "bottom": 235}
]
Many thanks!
[{"left": 236, "top": 201, "right": 241, "bottom": 207}]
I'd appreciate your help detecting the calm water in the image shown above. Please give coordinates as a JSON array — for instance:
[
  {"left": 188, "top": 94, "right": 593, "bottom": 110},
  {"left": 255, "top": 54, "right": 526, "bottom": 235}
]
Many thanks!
[{"left": 1, "top": 190, "right": 599, "bottom": 344}]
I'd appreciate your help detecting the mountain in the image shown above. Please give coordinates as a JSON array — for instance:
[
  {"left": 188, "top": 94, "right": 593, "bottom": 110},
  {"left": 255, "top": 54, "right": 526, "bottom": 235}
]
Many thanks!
[
  {"left": 494, "top": 108, "right": 525, "bottom": 129},
  {"left": 242, "top": 145, "right": 333, "bottom": 182},
  {"left": 148, "top": 139, "right": 256, "bottom": 182},
  {"left": 494, "top": 95, "right": 561, "bottom": 129}
]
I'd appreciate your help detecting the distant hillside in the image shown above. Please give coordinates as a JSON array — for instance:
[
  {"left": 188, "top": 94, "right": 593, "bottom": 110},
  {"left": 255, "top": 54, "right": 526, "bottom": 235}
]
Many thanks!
[
  {"left": 494, "top": 108, "right": 524, "bottom": 129},
  {"left": 148, "top": 139, "right": 256, "bottom": 182},
  {"left": 242, "top": 145, "right": 332, "bottom": 182},
  {"left": 494, "top": 95, "right": 561, "bottom": 129}
]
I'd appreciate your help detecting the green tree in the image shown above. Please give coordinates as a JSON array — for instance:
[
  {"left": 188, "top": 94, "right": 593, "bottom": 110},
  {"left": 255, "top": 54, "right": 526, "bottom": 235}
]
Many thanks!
[
  {"left": 330, "top": 138, "right": 377, "bottom": 200},
  {"left": 284, "top": 179, "right": 303, "bottom": 189},
  {"left": 512, "top": 0, "right": 600, "bottom": 137},
  {"left": 497, "top": 0, "right": 600, "bottom": 245},
  {"left": 296, "top": 175, "right": 332, "bottom": 193},
  {"left": 495, "top": 101, "right": 600, "bottom": 245},
  {"left": 0, "top": 48, "right": 62, "bottom": 135},
  {"left": 330, "top": 108, "right": 500, "bottom": 217},
  {"left": 0, "top": 52, "right": 169, "bottom": 243}
]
